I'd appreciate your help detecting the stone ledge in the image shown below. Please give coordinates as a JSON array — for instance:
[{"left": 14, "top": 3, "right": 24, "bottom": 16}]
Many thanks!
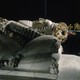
[{"left": 0, "top": 70, "right": 58, "bottom": 80}]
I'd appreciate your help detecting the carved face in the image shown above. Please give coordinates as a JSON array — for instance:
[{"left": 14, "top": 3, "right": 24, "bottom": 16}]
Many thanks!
[{"left": 52, "top": 22, "right": 68, "bottom": 43}]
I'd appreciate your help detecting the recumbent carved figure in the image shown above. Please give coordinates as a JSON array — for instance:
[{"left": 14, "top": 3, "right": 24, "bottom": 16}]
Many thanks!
[{"left": 0, "top": 17, "right": 66, "bottom": 74}]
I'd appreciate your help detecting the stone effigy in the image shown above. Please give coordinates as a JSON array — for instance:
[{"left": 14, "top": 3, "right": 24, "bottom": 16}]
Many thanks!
[{"left": 0, "top": 17, "right": 64, "bottom": 79}]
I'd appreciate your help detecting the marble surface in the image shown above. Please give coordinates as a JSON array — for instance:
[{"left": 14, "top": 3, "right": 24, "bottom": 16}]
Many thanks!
[{"left": 58, "top": 54, "right": 80, "bottom": 80}]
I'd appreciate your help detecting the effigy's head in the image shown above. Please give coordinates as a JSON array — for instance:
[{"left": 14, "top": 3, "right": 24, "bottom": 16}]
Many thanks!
[{"left": 52, "top": 22, "right": 68, "bottom": 43}]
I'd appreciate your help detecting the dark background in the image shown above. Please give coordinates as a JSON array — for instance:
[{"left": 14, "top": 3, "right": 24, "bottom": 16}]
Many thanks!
[
  {"left": 0, "top": 0, "right": 80, "bottom": 55},
  {"left": 0, "top": 0, "right": 79, "bottom": 24}
]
